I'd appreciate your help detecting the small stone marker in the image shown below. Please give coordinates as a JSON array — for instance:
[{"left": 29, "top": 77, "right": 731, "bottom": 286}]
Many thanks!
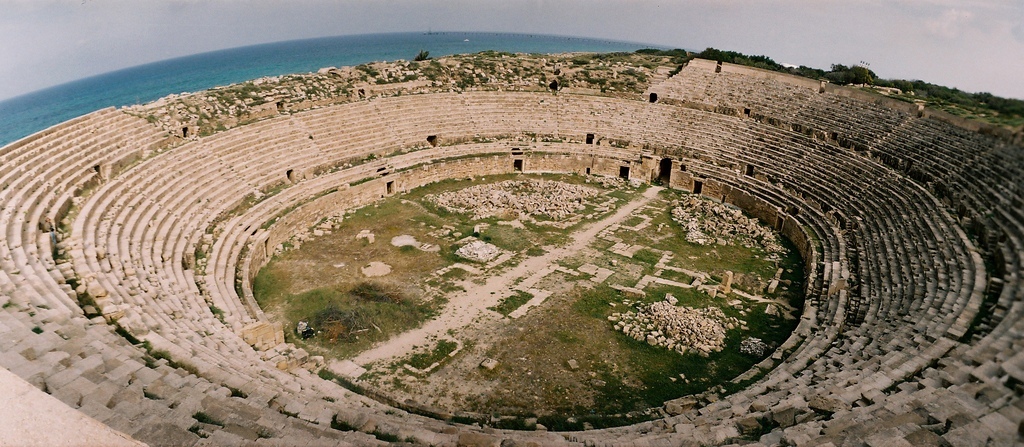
[
  {"left": 480, "top": 358, "right": 498, "bottom": 370},
  {"left": 356, "top": 229, "right": 375, "bottom": 243},
  {"left": 719, "top": 270, "right": 733, "bottom": 294},
  {"left": 665, "top": 293, "right": 678, "bottom": 305},
  {"left": 567, "top": 359, "right": 579, "bottom": 370},
  {"left": 455, "top": 240, "right": 502, "bottom": 262}
]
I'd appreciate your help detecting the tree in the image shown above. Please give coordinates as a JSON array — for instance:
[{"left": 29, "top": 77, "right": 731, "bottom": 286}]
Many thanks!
[
  {"left": 851, "top": 66, "right": 874, "bottom": 85},
  {"left": 414, "top": 50, "right": 431, "bottom": 61}
]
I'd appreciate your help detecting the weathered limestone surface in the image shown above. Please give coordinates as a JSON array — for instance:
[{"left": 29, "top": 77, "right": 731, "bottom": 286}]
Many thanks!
[{"left": 0, "top": 366, "right": 144, "bottom": 446}]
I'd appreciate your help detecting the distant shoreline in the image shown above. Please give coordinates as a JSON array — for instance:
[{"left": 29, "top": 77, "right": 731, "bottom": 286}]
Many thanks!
[{"left": 0, "top": 32, "right": 657, "bottom": 147}]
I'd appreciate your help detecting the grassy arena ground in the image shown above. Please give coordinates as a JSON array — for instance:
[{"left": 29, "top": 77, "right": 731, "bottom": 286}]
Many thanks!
[{"left": 253, "top": 175, "right": 804, "bottom": 427}]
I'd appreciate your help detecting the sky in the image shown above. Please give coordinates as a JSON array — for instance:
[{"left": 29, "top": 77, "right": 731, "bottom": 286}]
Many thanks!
[{"left": 1, "top": 0, "right": 1023, "bottom": 101}]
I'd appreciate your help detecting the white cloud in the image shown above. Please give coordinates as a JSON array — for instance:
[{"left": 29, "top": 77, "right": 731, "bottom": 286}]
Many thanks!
[
  {"left": 926, "top": 8, "right": 974, "bottom": 39},
  {"left": 1, "top": 1, "right": 1023, "bottom": 100}
]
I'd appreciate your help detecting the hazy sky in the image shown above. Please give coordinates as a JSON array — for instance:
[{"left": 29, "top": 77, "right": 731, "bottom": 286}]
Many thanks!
[{"left": 2, "top": 0, "right": 1023, "bottom": 101}]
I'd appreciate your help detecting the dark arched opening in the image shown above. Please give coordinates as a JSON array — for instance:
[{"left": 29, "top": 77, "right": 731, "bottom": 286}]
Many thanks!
[{"left": 658, "top": 158, "right": 672, "bottom": 185}]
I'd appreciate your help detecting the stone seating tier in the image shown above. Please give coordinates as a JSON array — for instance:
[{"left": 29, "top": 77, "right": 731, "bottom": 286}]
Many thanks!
[{"left": 0, "top": 58, "right": 1021, "bottom": 446}]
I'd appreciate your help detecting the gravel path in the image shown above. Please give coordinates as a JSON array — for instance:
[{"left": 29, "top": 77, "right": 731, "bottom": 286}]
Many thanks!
[{"left": 352, "top": 186, "right": 663, "bottom": 366}]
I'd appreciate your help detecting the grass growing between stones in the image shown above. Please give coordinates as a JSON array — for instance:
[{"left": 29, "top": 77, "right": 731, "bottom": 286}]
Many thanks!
[
  {"left": 406, "top": 339, "right": 459, "bottom": 370},
  {"left": 488, "top": 291, "right": 534, "bottom": 316},
  {"left": 462, "top": 191, "right": 805, "bottom": 424},
  {"left": 254, "top": 173, "right": 636, "bottom": 360}
]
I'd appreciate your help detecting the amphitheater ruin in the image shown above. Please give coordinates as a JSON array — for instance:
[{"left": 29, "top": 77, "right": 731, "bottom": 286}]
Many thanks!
[{"left": 1, "top": 51, "right": 1023, "bottom": 446}]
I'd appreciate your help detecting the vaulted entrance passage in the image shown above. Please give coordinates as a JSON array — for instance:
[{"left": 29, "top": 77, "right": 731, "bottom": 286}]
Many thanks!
[
  {"left": 658, "top": 158, "right": 672, "bottom": 184},
  {"left": 513, "top": 159, "right": 524, "bottom": 172},
  {"left": 619, "top": 165, "right": 630, "bottom": 179}
]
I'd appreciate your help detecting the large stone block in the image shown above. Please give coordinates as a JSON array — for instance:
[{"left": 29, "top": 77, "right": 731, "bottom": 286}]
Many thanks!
[
  {"left": 457, "top": 432, "right": 502, "bottom": 447},
  {"left": 241, "top": 321, "right": 284, "bottom": 351}
]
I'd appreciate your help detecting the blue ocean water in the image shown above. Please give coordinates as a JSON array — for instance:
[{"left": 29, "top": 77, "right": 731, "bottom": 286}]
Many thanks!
[{"left": 0, "top": 32, "right": 659, "bottom": 147}]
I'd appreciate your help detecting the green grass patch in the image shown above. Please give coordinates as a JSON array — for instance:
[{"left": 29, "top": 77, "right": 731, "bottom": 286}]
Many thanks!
[
  {"left": 622, "top": 216, "right": 645, "bottom": 227},
  {"left": 526, "top": 246, "right": 546, "bottom": 257},
  {"left": 631, "top": 248, "right": 662, "bottom": 266},
  {"left": 488, "top": 291, "right": 534, "bottom": 316},
  {"left": 406, "top": 339, "right": 459, "bottom": 369}
]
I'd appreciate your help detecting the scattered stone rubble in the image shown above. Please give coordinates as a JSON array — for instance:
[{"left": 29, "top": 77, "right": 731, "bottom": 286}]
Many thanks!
[
  {"left": 426, "top": 179, "right": 600, "bottom": 220},
  {"left": 126, "top": 52, "right": 670, "bottom": 139},
  {"left": 609, "top": 297, "right": 741, "bottom": 356},
  {"left": 272, "top": 214, "right": 344, "bottom": 255},
  {"left": 739, "top": 337, "right": 769, "bottom": 357},
  {"left": 455, "top": 240, "right": 502, "bottom": 263},
  {"left": 671, "top": 195, "right": 784, "bottom": 260}
]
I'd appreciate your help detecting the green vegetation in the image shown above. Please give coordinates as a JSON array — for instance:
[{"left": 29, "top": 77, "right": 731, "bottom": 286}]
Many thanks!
[
  {"left": 630, "top": 248, "right": 662, "bottom": 267},
  {"left": 470, "top": 189, "right": 804, "bottom": 421},
  {"left": 414, "top": 50, "right": 431, "bottom": 61},
  {"left": 488, "top": 291, "right": 534, "bottom": 316},
  {"left": 297, "top": 283, "right": 436, "bottom": 353},
  {"left": 187, "top": 424, "right": 208, "bottom": 438},
  {"left": 406, "top": 339, "right": 459, "bottom": 369},
  {"left": 881, "top": 81, "right": 1024, "bottom": 127},
  {"left": 254, "top": 173, "right": 631, "bottom": 360},
  {"left": 252, "top": 176, "right": 801, "bottom": 425}
]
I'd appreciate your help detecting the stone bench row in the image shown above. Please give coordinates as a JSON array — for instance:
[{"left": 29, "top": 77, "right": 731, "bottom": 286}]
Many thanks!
[
  {"left": 4, "top": 76, "right": 1021, "bottom": 445},
  {"left": 659, "top": 108, "right": 987, "bottom": 405}
]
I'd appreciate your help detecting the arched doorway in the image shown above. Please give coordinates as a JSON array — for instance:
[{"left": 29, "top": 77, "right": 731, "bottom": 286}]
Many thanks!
[{"left": 658, "top": 158, "right": 672, "bottom": 185}]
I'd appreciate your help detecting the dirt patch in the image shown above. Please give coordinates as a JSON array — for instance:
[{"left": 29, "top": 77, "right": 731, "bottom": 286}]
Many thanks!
[
  {"left": 391, "top": 235, "right": 418, "bottom": 247},
  {"left": 361, "top": 261, "right": 392, "bottom": 277}
]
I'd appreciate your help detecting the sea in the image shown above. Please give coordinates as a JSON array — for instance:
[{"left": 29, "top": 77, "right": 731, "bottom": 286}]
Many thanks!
[{"left": 0, "top": 32, "right": 660, "bottom": 147}]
